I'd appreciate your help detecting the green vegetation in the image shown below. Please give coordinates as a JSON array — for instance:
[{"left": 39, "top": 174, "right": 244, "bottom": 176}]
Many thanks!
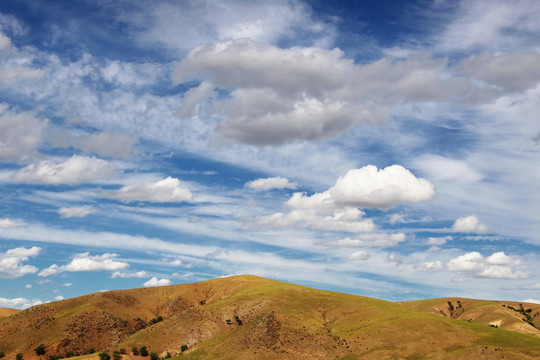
[
  {"left": 15, "top": 354, "right": 23, "bottom": 360},
  {"left": 34, "top": 344, "right": 46, "bottom": 356},
  {"left": 131, "top": 347, "right": 139, "bottom": 356},
  {"left": 98, "top": 352, "right": 110, "bottom": 360},
  {"left": 180, "top": 345, "right": 188, "bottom": 353},
  {"left": 149, "top": 352, "right": 159, "bottom": 360},
  {"left": 139, "top": 346, "right": 148, "bottom": 357}
]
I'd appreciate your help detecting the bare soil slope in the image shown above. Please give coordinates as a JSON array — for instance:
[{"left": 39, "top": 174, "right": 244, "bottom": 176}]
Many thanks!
[{"left": 1, "top": 276, "right": 539, "bottom": 360}]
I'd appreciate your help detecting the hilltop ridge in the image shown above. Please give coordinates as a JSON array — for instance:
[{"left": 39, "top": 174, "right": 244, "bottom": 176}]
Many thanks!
[{"left": 1, "top": 275, "right": 539, "bottom": 359}]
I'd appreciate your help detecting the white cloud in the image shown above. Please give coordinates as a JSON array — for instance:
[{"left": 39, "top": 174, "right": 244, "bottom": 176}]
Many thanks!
[
  {"left": 0, "top": 296, "right": 42, "bottom": 310},
  {"left": 521, "top": 283, "right": 540, "bottom": 290},
  {"left": 348, "top": 251, "right": 370, "bottom": 261},
  {"left": 103, "top": 176, "right": 192, "bottom": 203},
  {"left": 389, "top": 213, "right": 404, "bottom": 224},
  {"left": 0, "top": 64, "right": 45, "bottom": 85},
  {"left": 245, "top": 177, "right": 297, "bottom": 191},
  {"left": 0, "top": 218, "right": 25, "bottom": 228},
  {"left": 111, "top": 270, "right": 148, "bottom": 278},
  {"left": 58, "top": 205, "right": 99, "bottom": 218},
  {"left": 50, "top": 131, "right": 138, "bottom": 159},
  {"left": 328, "top": 165, "right": 435, "bottom": 210},
  {"left": 0, "top": 105, "right": 48, "bottom": 161},
  {"left": 426, "top": 236, "right": 452, "bottom": 246},
  {"left": 172, "top": 40, "right": 471, "bottom": 145},
  {"left": 143, "top": 277, "right": 171, "bottom": 287},
  {"left": 452, "top": 215, "right": 488, "bottom": 233},
  {"left": 54, "top": 296, "right": 64, "bottom": 301},
  {"left": 522, "top": 298, "right": 540, "bottom": 305},
  {"left": 457, "top": 51, "right": 540, "bottom": 93},
  {"left": 416, "top": 261, "right": 443, "bottom": 272},
  {"left": 11, "top": 155, "right": 116, "bottom": 185},
  {"left": 0, "top": 246, "right": 41, "bottom": 279},
  {"left": 25, "top": 284, "right": 32, "bottom": 289},
  {"left": 0, "top": 32, "right": 11, "bottom": 51},
  {"left": 447, "top": 251, "right": 528, "bottom": 279},
  {"left": 39, "top": 252, "right": 128, "bottom": 277},
  {"left": 324, "top": 233, "right": 406, "bottom": 248},
  {"left": 413, "top": 154, "right": 483, "bottom": 183}
]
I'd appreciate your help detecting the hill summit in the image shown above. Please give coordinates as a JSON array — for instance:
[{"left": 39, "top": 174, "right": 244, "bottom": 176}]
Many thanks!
[{"left": 1, "top": 275, "right": 539, "bottom": 359}]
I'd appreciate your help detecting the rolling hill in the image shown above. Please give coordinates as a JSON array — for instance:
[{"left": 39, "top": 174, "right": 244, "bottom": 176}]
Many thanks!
[{"left": 1, "top": 275, "right": 539, "bottom": 359}]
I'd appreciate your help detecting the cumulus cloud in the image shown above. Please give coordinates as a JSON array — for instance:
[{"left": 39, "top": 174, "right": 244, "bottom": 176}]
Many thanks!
[
  {"left": 38, "top": 252, "right": 128, "bottom": 277},
  {"left": 245, "top": 176, "right": 297, "bottom": 191},
  {"left": 348, "top": 251, "right": 370, "bottom": 261},
  {"left": 172, "top": 40, "right": 478, "bottom": 145},
  {"left": 327, "top": 165, "right": 435, "bottom": 210},
  {"left": 249, "top": 165, "right": 432, "bottom": 234},
  {"left": 0, "top": 32, "right": 11, "bottom": 51},
  {"left": 0, "top": 64, "right": 45, "bottom": 85},
  {"left": 452, "top": 215, "right": 488, "bottom": 233},
  {"left": 50, "top": 131, "right": 138, "bottom": 159},
  {"left": 143, "top": 277, "right": 171, "bottom": 287},
  {"left": 58, "top": 205, "right": 99, "bottom": 218},
  {"left": 0, "top": 246, "right": 41, "bottom": 279},
  {"left": 0, "top": 105, "right": 48, "bottom": 161},
  {"left": 323, "top": 233, "right": 406, "bottom": 248},
  {"left": 447, "top": 251, "right": 528, "bottom": 279},
  {"left": 103, "top": 177, "right": 192, "bottom": 203},
  {"left": 11, "top": 155, "right": 116, "bottom": 185},
  {"left": 0, "top": 296, "right": 42, "bottom": 309},
  {"left": 415, "top": 261, "right": 443, "bottom": 272}
]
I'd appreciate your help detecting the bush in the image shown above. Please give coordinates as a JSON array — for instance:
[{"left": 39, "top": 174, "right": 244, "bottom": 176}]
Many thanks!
[
  {"left": 98, "top": 352, "right": 111, "bottom": 360},
  {"left": 149, "top": 353, "right": 159, "bottom": 360},
  {"left": 0, "top": 351, "right": 5, "bottom": 359},
  {"left": 131, "top": 347, "right": 139, "bottom": 356},
  {"left": 139, "top": 346, "right": 148, "bottom": 357},
  {"left": 119, "top": 349, "right": 127, "bottom": 355},
  {"left": 35, "top": 344, "right": 46, "bottom": 356},
  {"left": 16, "top": 354, "right": 23, "bottom": 360},
  {"left": 113, "top": 351, "right": 121, "bottom": 360},
  {"left": 180, "top": 345, "right": 188, "bottom": 353}
]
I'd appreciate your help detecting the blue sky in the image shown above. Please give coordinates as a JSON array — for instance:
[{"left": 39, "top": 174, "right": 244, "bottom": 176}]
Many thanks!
[{"left": 1, "top": 0, "right": 540, "bottom": 309}]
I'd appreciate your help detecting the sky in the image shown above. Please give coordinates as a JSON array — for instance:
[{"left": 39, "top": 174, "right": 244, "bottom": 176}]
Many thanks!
[{"left": 1, "top": 0, "right": 540, "bottom": 309}]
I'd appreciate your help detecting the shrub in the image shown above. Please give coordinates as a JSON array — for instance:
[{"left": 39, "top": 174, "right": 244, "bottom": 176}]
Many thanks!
[
  {"left": 165, "top": 352, "right": 171, "bottom": 359},
  {"left": 139, "top": 346, "right": 148, "bottom": 357},
  {"left": 35, "top": 344, "right": 46, "bottom": 356},
  {"left": 98, "top": 352, "right": 111, "bottom": 360},
  {"left": 180, "top": 345, "right": 188, "bottom": 353},
  {"left": 119, "top": 349, "right": 127, "bottom": 355},
  {"left": 113, "top": 351, "right": 121, "bottom": 360},
  {"left": 149, "top": 353, "right": 159, "bottom": 360},
  {"left": 0, "top": 351, "right": 4, "bottom": 359},
  {"left": 16, "top": 354, "right": 23, "bottom": 360}
]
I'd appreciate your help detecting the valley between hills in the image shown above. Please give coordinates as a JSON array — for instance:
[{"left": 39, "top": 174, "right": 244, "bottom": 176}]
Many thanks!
[{"left": 1, "top": 275, "right": 539, "bottom": 359}]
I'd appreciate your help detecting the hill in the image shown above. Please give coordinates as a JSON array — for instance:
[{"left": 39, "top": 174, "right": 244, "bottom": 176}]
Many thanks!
[
  {"left": 1, "top": 275, "right": 539, "bottom": 359},
  {"left": 0, "top": 308, "right": 20, "bottom": 318}
]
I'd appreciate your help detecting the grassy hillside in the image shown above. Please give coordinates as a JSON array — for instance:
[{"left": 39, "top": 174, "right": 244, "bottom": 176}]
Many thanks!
[
  {"left": 1, "top": 275, "right": 540, "bottom": 360},
  {"left": 0, "top": 308, "right": 20, "bottom": 318}
]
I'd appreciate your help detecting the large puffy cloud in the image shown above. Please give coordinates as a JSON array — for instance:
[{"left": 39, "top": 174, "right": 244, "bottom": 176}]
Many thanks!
[
  {"left": 11, "top": 155, "right": 116, "bottom": 185},
  {"left": 245, "top": 177, "right": 297, "bottom": 191},
  {"left": 0, "top": 105, "right": 48, "bottom": 161},
  {"left": 103, "top": 177, "right": 192, "bottom": 203},
  {"left": 447, "top": 251, "right": 528, "bottom": 279},
  {"left": 328, "top": 165, "right": 435, "bottom": 209},
  {"left": 172, "top": 40, "right": 479, "bottom": 145},
  {"left": 38, "top": 252, "right": 128, "bottom": 277},
  {"left": 0, "top": 246, "right": 40, "bottom": 279},
  {"left": 250, "top": 165, "right": 433, "bottom": 234},
  {"left": 452, "top": 215, "right": 488, "bottom": 233}
]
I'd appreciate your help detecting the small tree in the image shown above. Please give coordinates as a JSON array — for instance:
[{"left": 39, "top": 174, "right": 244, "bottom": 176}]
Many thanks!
[
  {"left": 35, "top": 344, "right": 46, "bottom": 356},
  {"left": 180, "top": 345, "right": 188, "bottom": 353},
  {"left": 119, "top": 349, "right": 127, "bottom": 355},
  {"left": 112, "top": 351, "right": 121, "bottom": 360},
  {"left": 149, "top": 353, "right": 158, "bottom": 360},
  {"left": 16, "top": 354, "right": 23, "bottom": 360},
  {"left": 139, "top": 346, "right": 148, "bottom": 357},
  {"left": 98, "top": 352, "right": 111, "bottom": 360},
  {"left": 0, "top": 351, "right": 5, "bottom": 359},
  {"left": 131, "top": 347, "right": 139, "bottom": 356}
]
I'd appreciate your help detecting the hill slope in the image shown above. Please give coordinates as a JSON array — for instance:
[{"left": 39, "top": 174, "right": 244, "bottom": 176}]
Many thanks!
[
  {"left": 1, "top": 275, "right": 539, "bottom": 359},
  {"left": 0, "top": 308, "right": 20, "bottom": 318}
]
